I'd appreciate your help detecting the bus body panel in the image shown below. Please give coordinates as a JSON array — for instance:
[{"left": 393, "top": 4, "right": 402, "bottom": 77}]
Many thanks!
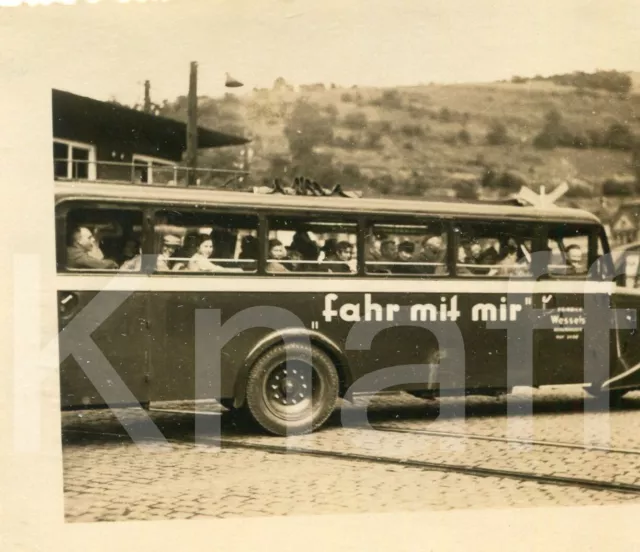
[
  {"left": 56, "top": 279, "right": 618, "bottom": 408},
  {"left": 54, "top": 180, "right": 636, "bottom": 416},
  {"left": 608, "top": 290, "right": 640, "bottom": 390},
  {"left": 58, "top": 289, "right": 150, "bottom": 408}
]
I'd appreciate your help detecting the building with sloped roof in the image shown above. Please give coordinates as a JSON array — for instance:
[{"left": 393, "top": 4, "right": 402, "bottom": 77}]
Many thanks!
[
  {"left": 610, "top": 200, "right": 640, "bottom": 246},
  {"left": 52, "top": 89, "right": 249, "bottom": 185}
]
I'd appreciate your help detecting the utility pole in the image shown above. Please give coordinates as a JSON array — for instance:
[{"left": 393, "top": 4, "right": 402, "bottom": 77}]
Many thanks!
[
  {"left": 143, "top": 80, "right": 151, "bottom": 113},
  {"left": 186, "top": 61, "right": 198, "bottom": 186}
]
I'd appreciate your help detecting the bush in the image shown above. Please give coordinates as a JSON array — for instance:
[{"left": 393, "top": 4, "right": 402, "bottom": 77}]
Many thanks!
[
  {"left": 457, "top": 128, "right": 472, "bottom": 145},
  {"left": 341, "top": 92, "right": 354, "bottom": 103},
  {"left": 497, "top": 170, "right": 528, "bottom": 192},
  {"left": 587, "top": 128, "right": 605, "bottom": 148},
  {"left": 564, "top": 180, "right": 593, "bottom": 198},
  {"left": 438, "top": 107, "right": 453, "bottom": 123},
  {"left": 324, "top": 104, "right": 339, "bottom": 122},
  {"left": 364, "top": 129, "right": 383, "bottom": 149},
  {"left": 603, "top": 122, "right": 634, "bottom": 151},
  {"left": 369, "top": 174, "right": 396, "bottom": 195},
  {"left": 486, "top": 120, "right": 510, "bottom": 145},
  {"left": 377, "top": 120, "right": 393, "bottom": 133},
  {"left": 284, "top": 100, "right": 334, "bottom": 159},
  {"left": 453, "top": 180, "right": 479, "bottom": 199},
  {"left": 343, "top": 111, "right": 368, "bottom": 130},
  {"left": 443, "top": 134, "right": 458, "bottom": 146},
  {"left": 482, "top": 168, "right": 527, "bottom": 193},
  {"left": 332, "top": 135, "right": 358, "bottom": 149},
  {"left": 341, "top": 163, "right": 361, "bottom": 180},
  {"left": 602, "top": 178, "right": 634, "bottom": 196},
  {"left": 400, "top": 123, "right": 425, "bottom": 138},
  {"left": 370, "top": 89, "right": 403, "bottom": 110},
  {"left": 533, "top": 108, "right": 573, "bottom": 149},
  {"left": 407, "top": 105, "right": 431, "bottom": 119}
]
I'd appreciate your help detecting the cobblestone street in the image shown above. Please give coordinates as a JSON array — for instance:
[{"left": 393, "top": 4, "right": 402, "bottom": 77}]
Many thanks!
[{"left": 62, "top": 387, "right": 640, "bottom": 522}]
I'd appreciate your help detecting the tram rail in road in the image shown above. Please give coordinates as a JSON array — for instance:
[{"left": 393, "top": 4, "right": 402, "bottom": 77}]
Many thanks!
[{"left": 64, "top": 421, "right": 640, "bottom": 497}]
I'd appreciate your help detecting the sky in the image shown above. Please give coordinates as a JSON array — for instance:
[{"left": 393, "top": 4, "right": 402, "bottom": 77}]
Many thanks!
[{"left": 1, "top": 0, "right": 639, "bottom": 106}]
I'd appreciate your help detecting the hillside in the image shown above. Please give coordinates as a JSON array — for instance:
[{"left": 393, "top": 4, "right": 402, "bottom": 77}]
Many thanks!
[{"left": 158, "top": 73, "right": 640, "bottom": 223}]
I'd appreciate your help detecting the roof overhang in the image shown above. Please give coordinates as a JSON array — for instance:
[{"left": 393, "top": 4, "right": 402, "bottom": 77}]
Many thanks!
[{"left": 52, "top": 89, "right": 249, "bottom": 162}]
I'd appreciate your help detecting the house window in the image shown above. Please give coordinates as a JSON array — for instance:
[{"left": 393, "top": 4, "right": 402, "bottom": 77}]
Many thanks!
[
  {"left": 132, "top": 154, "right": 174, "bottom": 184},
  {"left": 53, "top": 139, "right": 96, "bottom": 180}
]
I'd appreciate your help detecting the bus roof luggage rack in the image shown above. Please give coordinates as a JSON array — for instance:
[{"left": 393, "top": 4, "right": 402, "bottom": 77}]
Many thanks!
[{"left": 253, "top": 177, "right": 362, "bottom": 198}]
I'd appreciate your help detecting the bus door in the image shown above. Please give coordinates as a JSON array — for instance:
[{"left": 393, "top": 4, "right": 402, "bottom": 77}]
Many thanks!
[
  {"left": 57, "top": 204, "right": 151, "bottom": 409},
  {"left": 534, "top": 225, "right": 610, "bottom": 387},
  {"left": 609, "top": 247, "right": 640, "bottom": 390}
]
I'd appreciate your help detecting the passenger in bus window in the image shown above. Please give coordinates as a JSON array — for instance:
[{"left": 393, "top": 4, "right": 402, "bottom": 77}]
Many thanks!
[
  {"left": 239, "top": 235, "right": 258, "bottom": 271},
  {"left": 187, "top": 234, "right": 231, "bottom": 272},
  {"left": 171, "top": 232, "right": 200, "bottom": 271},
  {"left": 491, "top": 239, "right": 520, "bottom": 276},
  {"left": 365, "top": 231, "right": 383, "bottom": 262},
  {"left": 393, "top": 241, "right": 421, "bottom": 274},
  {"left": 322, "top": 240, "right": 353, "bottom": 273},
  {"left": 285, "top": 248, "right": 304, "bottom": 272},
  {"left": 565, "top": 244, "right": 586, "bottom": 275},
  {"left": 291, "top": 230, "right": 320, "bottom": 263},
  {"left": 421, "top": 236, "right": 446, "bottom": 275},
  {"left": 156, "top": 235, "right": 181, "bottom": 271},
  {"left": 67, "top": 227, "right": 118, "bottom": 270},
  {"left": 120, "top": 249, "right": 142, "bottom": 271},
  {"left": 267, "top": 239, "right": 289, "bottom": 273},
  {"left": 87, "top": 227, "right": 106, "bottom": 261},
  {"left": 380, "top": 239, "right": 398, "bottom": 262},
  {"left": 120, "top": 237, "right": 140, "bottom": 265}
]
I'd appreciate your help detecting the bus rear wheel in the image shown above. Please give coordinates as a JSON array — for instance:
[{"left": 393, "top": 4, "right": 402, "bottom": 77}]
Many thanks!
[{"left": 245, "top": 343, "right": 339, "bottom": 436}]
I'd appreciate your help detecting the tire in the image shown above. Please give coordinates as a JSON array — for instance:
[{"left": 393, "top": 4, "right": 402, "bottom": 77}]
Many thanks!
[{"left": 245, "top": 343, "right": 339, "bottom": 436}]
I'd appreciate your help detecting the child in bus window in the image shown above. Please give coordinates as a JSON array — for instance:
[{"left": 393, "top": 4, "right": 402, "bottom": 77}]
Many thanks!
[
  {"left": 267, "top": 239, "right": 289, "bottom": 272},
  {"left": 285, "top": 248, "right": 304, "bottom": 272}
]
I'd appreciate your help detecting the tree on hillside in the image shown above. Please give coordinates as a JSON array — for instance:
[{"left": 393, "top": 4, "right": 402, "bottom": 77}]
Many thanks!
[
  {"left": 486, "top": 120, "right": 509, "bottom": 145},
  {"left": 533, "top": 108, "right": 572, "bottom": 149},
  {"left": 284, "top": 100, "right": 334, "bottom": 159},
  {"left": 633, "top": 143, "right": 640, "bottom": 190},
  {"left": 604, "top": 122, "right": 634, "bottom": 151}
]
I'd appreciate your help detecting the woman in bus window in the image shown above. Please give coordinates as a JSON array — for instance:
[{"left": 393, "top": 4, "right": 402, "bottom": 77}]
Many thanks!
[{"left": 187, "top": 234, "right": 232, "bottom": 272}]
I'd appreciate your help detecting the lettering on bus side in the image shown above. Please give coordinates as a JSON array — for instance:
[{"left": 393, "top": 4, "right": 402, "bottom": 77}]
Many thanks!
[{"left": 321, "top": 293, "right": 526, "bottom": 324}]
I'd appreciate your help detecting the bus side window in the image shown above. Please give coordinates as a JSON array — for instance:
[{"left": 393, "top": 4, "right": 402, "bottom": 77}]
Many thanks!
[
  {"left": 61, "top": 207, "right": 143, "bottom": 272},
  {"left": 365, "top": 222, "right": 448, "bottom": 276},
  {"left": 267, "top": 217, "right": 358, "bottom": 275},
  {"left": 153, "top": 210, "right": 258, "bottom": 273},
  {"left": 455, "top": 222, "right": 533, "bottom": 278},
  {"left": 546, "top": 227, "right": 589, "bottom": 277},
  {"left": 595, "top": 230, "right": 614, "bottom": 281}
]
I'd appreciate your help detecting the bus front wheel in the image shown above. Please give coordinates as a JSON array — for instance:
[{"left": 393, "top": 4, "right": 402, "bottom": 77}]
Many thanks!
[{"left": 245, "top": 343, "right": 339, "bottom": 436}]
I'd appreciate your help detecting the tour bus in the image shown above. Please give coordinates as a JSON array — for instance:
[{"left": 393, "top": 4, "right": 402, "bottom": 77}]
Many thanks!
[{"left": 55, "top": 179, "right": 640, "bottom": 435}]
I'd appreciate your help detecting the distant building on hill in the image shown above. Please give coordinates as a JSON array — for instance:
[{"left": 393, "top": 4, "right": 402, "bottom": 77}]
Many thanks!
[{"left": 610, "top": 200, "right": 640, "bottom": 245}]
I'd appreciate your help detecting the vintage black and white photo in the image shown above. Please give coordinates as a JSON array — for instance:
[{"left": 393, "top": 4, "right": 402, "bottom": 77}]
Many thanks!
[{"left": 3, "top": 0, "right": 640, "bottom": 548}]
